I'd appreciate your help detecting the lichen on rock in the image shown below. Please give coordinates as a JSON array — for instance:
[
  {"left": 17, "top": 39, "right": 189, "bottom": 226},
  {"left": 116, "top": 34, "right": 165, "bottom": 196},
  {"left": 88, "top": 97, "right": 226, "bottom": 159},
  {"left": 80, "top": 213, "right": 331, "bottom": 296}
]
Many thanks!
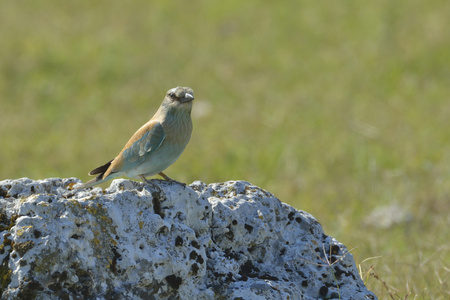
[{"left": 0, "top": 177, "right": 377, "bottom": 299}]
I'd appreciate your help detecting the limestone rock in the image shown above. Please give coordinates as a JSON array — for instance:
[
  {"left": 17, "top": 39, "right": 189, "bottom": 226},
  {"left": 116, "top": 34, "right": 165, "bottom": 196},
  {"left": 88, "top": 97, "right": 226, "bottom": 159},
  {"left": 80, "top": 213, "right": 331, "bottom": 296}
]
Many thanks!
[{"left": 0, "top": 178, "right": 377, "bottom": 299}]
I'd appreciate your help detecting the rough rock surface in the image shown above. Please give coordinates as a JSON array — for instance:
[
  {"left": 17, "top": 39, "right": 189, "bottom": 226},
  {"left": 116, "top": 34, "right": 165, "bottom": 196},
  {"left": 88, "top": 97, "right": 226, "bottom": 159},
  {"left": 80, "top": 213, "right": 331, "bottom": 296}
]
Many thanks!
[{"left": 0, "top": 178, "right": 377, "bottom": 300}]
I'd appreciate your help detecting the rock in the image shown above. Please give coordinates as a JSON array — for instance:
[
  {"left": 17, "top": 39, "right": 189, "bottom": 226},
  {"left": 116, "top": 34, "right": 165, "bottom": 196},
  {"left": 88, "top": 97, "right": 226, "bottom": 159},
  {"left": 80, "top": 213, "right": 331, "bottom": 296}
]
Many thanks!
[{"left": 0, "top": 178, "right": 377, "bottom": 299}]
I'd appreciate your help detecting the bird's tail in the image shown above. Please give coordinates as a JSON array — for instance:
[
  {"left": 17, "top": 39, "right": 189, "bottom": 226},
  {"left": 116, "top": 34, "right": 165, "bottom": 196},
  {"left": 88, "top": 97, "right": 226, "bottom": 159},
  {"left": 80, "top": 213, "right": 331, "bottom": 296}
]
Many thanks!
[
  {"left": 76, "top": 175, "right": 111, "bottom": 189},
  {"left": 76, "top": 159, "right": 116, "bottom": 189}
]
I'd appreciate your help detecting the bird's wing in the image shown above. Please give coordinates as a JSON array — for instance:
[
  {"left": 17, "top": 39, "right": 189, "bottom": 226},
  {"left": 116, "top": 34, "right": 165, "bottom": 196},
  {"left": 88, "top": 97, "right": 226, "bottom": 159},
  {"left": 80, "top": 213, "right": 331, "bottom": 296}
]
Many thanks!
[
  {"left": 104, "top": 120, "right": 166, "bottom": 176},
  {"left": 123, "top": 120, "right": 166, "bottom": 160}
]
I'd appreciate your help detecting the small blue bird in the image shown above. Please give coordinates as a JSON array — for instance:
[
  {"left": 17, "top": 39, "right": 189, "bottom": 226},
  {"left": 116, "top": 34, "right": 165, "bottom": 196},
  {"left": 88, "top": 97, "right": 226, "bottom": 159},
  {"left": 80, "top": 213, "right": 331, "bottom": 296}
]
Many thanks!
[{"left": 79, "top": 86, "right": 194, "bottom": 189}]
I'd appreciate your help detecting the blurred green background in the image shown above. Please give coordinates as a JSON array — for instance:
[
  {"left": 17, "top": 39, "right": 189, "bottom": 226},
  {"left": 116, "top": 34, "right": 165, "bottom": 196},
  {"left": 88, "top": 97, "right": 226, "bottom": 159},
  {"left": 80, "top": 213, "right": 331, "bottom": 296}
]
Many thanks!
[{"left": 1, "top": 1, "right": 449, "bottom": 298}]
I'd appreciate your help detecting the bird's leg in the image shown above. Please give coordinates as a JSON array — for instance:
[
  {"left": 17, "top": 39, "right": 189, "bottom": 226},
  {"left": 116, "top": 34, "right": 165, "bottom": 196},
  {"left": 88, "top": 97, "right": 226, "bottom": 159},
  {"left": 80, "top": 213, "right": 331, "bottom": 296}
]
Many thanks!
[
  {"left": 139, "top": 175, "right": 163, "bottom": 194},
  {"left": 139, "top": 174, "right": 153, "bottom": 185},
  {"left": 158, "top": 172, "right": 172, "bottom": 181},
  {"left": 158, "top": 172, "right": 186, "bottom": 188}
]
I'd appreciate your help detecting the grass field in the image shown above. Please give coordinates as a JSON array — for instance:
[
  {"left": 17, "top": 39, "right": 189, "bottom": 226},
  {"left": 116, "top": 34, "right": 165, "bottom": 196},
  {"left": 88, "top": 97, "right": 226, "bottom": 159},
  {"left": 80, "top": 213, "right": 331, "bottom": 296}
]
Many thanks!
[{"left": 1, "top": 1, "right": 449, "bottom": 298}]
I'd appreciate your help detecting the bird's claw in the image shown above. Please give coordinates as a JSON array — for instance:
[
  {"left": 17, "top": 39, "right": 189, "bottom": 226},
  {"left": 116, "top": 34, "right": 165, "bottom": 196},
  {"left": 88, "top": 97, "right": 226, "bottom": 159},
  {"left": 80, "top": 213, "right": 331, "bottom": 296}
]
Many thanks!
[
  {"left": 140, "top": 175, "right": 163, "bottom": 193},
  {"left": 158, "top": 172, "right": 186, "bottom": 189}
]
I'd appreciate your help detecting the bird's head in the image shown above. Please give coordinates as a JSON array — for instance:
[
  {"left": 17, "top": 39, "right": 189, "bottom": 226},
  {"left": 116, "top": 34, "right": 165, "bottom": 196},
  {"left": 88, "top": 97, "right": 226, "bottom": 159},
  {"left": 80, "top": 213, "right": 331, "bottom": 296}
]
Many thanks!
[{"left": 162, "top": 86, "right": 194, "bottom": 112}]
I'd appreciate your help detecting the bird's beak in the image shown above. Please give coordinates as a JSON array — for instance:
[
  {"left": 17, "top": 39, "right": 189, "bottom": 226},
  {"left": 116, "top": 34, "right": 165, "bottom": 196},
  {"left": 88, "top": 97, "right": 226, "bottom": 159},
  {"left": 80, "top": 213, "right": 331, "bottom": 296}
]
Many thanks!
[{"left": 182, "top": 93, "right": 194, "bottom": 102}]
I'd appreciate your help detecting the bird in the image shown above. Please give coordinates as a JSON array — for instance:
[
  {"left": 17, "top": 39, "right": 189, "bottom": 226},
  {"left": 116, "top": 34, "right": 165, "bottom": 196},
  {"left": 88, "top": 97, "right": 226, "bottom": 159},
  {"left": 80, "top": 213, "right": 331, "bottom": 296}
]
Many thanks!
[{"left": 78, "top": 86, "right": 194, "bottom": 189}]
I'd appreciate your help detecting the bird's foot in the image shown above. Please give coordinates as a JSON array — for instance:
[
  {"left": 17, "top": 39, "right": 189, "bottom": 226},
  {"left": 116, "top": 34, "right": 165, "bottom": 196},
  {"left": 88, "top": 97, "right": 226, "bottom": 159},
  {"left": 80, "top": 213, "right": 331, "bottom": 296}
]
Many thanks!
[
  {"left": 158, "top": 172, "right": 187, "bottom": 188},
  {"left": 140, "top": 175, "right": 164, "bottom": 193}
]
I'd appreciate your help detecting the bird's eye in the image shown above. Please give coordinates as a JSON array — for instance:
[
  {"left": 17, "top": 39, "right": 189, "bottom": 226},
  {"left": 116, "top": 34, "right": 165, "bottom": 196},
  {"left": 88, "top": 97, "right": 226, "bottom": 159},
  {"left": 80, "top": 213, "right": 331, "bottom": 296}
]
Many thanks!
[{"left": 168, "top": 92, "right": 175, "bottom": 98}]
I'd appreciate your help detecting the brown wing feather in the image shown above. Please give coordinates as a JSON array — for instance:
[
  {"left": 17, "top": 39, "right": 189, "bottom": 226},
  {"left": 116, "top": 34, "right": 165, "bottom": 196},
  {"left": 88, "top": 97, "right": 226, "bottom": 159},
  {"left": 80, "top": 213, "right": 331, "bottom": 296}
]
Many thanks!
[
  {"left": 102, "top": 120, "right": 161, "bottom": 178},
  {"left": 88, "top": 120, "right": 161, "bottom": 180},
  {"left": 121, "top": 120, "right": 160, "bottom": 150}
]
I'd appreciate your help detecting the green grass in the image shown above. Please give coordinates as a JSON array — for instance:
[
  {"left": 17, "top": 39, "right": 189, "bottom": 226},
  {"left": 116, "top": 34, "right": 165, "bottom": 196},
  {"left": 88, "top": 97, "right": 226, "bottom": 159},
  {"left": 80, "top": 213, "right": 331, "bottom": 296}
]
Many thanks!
[{"left": 1, "top": 1, "right": 449, "bottom": 298}]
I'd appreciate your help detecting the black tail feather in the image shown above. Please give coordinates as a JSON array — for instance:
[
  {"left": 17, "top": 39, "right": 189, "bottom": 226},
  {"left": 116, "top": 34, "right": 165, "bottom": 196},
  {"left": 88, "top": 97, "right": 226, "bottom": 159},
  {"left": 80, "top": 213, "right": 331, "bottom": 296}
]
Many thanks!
[{"left": 88, "top": 159, "right": 113, "bottom": 176}]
